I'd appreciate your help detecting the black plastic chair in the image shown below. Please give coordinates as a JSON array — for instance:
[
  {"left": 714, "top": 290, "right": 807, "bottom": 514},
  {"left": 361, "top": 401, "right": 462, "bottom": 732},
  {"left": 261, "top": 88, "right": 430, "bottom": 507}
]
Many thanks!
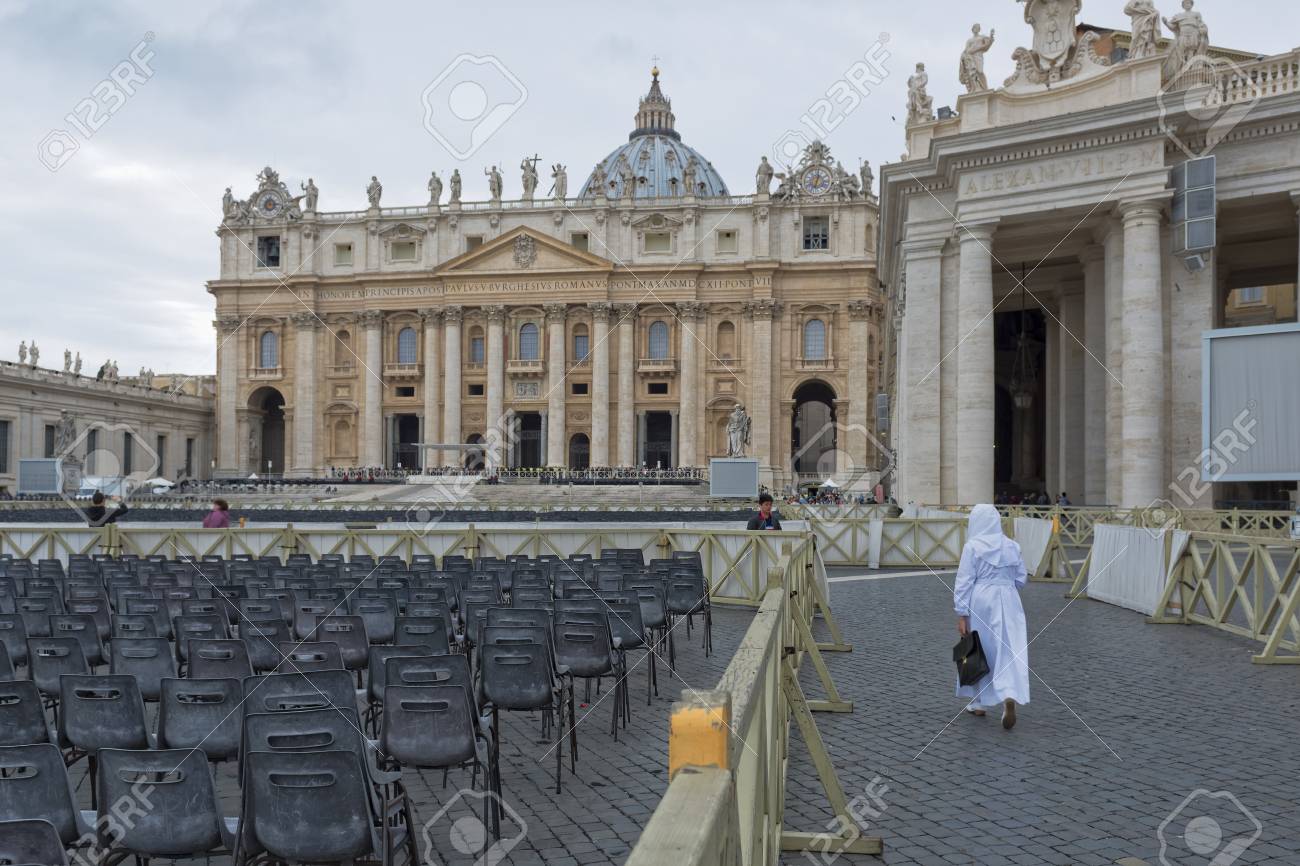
[
  {"left": 551, "top": 620, "right": 621, "bottom": 741},
  {"left": 157, "top": 677, "right": 243, "bottom": 764},
  {"left": 56, "top": 674, "right": 153, "bottom": 807},
  {"left": 94, "top": 747, "right": 237, "bottom": 864},
  {"left": 0, "top": 818, "right": 69, "bottom": 866},
  {"left": 276, "top": 641, "right": 345, "bottom": 672},
  {"left": 0, "top": 615, "right": 27, "bottom": 670},
  {"left": 123, "top": 597, "right": 172, "bottom": 639},
  {"left": 173, "top": 613, "right": 229, "bottom": 663},
  {"left": 350, "top": 597, "right": 398, "bottom": 644},
  {"left": 666, "top": 572, "right": 712, "bottom": 658},
  {"left": 26, "top": 637, "right": 89, "bottom": 705},
  {"left": 0, "top": 743, "right": 96, "bottom": 847},
  {"left": 315, "top": 615, "right": 370, "bottom": 676},
  {"left": 108, "top": 636, "right": 177, "bottom": 701},
  {"left": 381, "top": 683, "right": 492, "bottom": 796},
  {"left": 363, "top": 645, "right": 435, "bottom": 734},
  {"left": 394, "top": 615, "right": 452, "bottom": 654},
  {"left": 240, "top": 619, "right": 291, "bottom": 673},
  {"left": 110, "top": 613, "right": 158, "bottom": 640},
  {"left": 235, "top": 749, "right": 402, "bottom": 866},
  {"left": 15, "top": 598, "right": 61, "bottom": 639},
  {"left": 241, "top": 669, "right": 358, "bottom": 717},
  {"left": 0, "top": 679, "right": 53, "bottom": 746},
  {"left": 65, "top": 597, "right": 111, "bottom": 643},
  {"left": 188, "top": 638, "right": 255, "bottom": 680},
  {"left": 0, "top": 643, "right": 10, "bottom": 680}
]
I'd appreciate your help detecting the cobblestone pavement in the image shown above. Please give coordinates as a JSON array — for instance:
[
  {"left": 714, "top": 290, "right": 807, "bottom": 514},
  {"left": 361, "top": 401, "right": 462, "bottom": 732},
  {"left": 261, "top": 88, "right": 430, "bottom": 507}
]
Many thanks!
[{"left": 782, "top": 567, "right": 1300, "bottom": 865}]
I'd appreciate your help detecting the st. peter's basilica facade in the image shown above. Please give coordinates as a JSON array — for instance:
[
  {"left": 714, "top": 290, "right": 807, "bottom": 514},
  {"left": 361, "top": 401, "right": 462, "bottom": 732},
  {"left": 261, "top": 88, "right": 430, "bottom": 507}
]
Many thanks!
[{"left": 209, "top": 70, "right": 885, "bottom": 489}]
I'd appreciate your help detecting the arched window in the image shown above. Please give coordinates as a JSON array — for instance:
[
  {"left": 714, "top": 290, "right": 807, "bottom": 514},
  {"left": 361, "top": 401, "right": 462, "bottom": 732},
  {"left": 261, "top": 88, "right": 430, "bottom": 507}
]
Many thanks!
[
  {"left": 716, "top": 320, "right": 736, "bottom": 359},
  {"left": 803, "top": 318, "right": 826, "bottom": 360},
  {"left": 648, "top": 321, "right": 669, "bottom": 359},
  {"left": 573, "top": 324, "right": 589, "bottom": 361},
  {"left": 259, "top": 331, "right": 278, "bottom": 368},
  {"left": 396, "top": 326, "right": 418, "bottom": 364},
  {"left": 568, "top": 433, "right": 590, "bottom": 470},
  {"left": 519, "top": 322, "right": 540, "bottom": 360},
  {"left": 333, "top": 330, "right": 352, "bottom": 365}
]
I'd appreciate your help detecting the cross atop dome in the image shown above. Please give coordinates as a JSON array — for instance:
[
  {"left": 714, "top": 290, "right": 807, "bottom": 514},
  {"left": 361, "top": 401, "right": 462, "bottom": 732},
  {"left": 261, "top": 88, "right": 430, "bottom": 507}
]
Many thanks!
[{"left": 633, "top": 65, "right": 678, "bottom": 141}]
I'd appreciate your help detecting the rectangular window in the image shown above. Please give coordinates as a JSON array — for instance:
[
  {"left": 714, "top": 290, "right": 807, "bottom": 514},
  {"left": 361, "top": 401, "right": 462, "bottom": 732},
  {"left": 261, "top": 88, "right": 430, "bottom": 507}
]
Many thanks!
[
  {"left": 644, "top": 231, "right": 671, "bottom": 253},
  {"left": 466, "top": 236, "right": 484, "bottom": 252},
  {"left": 395, "top": 385, "right": 416, "bottom": 397},
  {"left": 185, "top": 438, "right": 194, "bottom": 477},
  {"left": 0, "top": 420, "right": 10, "bottom": 473},
  {"left": 573, "top": 333, "right": 589, "bottom": 361},
  {"left": 570, "top": 232, "right": 589, "bottom": 252},
  {"left": 716, "top": 229, "right": 738, "bottom": 254},
  {"left": 571, "top": 382, "right": 589, "bottom": 395},
  {"left": 44, "top": 425, "right": 56, "bottom": 458},
  {"left": 467, "top": 383, "right": 485, "bottom": 397},
  {"left": 334, "top": 243, "right": 353, "bottom": 266},
  {"left": 469, "top": 336, "right": 485, "bottom": 365},
  {"left": 123, "top": 432, "right": 134, "bottom": 475},
  {"left": 802, "top": 217, "right": 829, "bottom": 251},
  {"left": 1237, "top": 286, "right": 1264, "bottom": 304},
  {"left": 256, "top": 235, "right": 281, "bottom": 268},
  {"left": 390, "top": 241, "right": 417, "bottom": 261},
  {"left": 86, "top": 429, "right": 97, "bottom": 474},
  {"left": 156, "top": 435, "right": 166, "bottom": 477},
  {"left": 647, "top": 382, "right": 669, "bottom": 395}
]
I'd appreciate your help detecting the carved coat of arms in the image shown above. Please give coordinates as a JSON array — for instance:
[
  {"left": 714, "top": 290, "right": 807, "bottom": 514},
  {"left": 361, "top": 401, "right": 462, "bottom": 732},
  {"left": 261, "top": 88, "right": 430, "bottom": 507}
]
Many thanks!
[{"left": 513, "top": 234, "right": 537, "bottom": 268}]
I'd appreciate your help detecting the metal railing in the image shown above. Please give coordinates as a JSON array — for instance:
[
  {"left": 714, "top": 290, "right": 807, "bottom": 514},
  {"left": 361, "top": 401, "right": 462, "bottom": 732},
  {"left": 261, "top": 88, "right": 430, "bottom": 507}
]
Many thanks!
[{"left": 629, "top": 537, "right": 876, "bottom": 866}]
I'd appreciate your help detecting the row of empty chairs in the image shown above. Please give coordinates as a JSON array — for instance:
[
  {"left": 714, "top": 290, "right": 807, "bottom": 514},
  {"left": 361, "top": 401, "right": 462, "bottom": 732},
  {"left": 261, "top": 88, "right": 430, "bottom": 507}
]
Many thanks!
[{"left": 0, "top": 546, "right": 712, "bottom": 863}]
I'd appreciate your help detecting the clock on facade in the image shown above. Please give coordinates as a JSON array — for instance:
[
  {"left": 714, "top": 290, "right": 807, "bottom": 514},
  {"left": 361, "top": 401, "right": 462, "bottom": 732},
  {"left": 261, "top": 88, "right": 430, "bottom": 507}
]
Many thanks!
[
  {"left": 255, "top": 190, "right": 286, "bottom": 218},
  {"left": 801, "top": 167, "right": 832, "bottom": 196}
]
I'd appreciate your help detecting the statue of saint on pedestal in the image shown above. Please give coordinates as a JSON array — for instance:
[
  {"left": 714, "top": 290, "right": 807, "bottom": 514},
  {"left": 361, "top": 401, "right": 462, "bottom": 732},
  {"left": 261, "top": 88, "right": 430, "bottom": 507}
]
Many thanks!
[
  {"left": 907, "top": 63, "right": 934, "bottom": 123},
  {"left": 726, "top": 405, "right": 752, "bottom": 458},
  {"left": 755, "top": 156, "right": 774, "bottom": 195},
  {"left": 959, "top": 24, "right": 996, "bottom": 92},
  {"left": 1125, "top": 0, "right": 1162, "bottom": 60},
  {"left": 366, "top": 175, "right": 383, "bottom": 208}
]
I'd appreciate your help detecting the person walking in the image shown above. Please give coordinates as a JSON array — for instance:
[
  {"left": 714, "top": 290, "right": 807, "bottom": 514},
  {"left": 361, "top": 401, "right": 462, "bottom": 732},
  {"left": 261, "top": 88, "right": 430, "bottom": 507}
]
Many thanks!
[
  {"left": 954, "top": 504, "right": 1029, "bottom": 729},
  {"left": 202, "top": 498, "right": 231, "bottom": 528}
]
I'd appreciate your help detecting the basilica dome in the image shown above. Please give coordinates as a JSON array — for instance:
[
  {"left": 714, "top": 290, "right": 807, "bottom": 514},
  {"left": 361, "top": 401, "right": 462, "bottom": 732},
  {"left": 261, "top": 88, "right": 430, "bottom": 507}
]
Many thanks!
[{"left": 578, "top": 68, "right": 730, "bottom": 199}]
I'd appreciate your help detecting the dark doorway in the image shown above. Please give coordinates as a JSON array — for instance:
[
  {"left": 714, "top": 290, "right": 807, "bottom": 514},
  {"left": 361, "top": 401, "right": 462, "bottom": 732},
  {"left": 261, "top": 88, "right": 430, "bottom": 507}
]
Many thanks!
[
  {"left": 645, "top": 411, "right": 673, "bottom": 468},
  {"left": 993, "top": 308, "right": 1046, "bottom": 497},
  {"left": 464, "top": 433, "right": 485, "bottom": 471},
  {"left": 516, "top": 412, "right": 542, "bottom": 469},
  {"left": 249, "top": 387, "right": 285, "bottom": 475},
  {"left": 792, "top": 380, "right": 837, "bottom": 476},
  {"left": 568, "top": 433, "right": 590, "bottom": 470},
  {"left": 393, "top": 415, "right": 420, "bottom": 470}
]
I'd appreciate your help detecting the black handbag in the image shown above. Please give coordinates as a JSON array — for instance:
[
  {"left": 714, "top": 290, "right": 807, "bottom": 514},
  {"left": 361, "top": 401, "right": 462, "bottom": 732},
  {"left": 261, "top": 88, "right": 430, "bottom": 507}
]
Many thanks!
[{"left": 953, "top": 631, "right": 990, "bottom": 686}]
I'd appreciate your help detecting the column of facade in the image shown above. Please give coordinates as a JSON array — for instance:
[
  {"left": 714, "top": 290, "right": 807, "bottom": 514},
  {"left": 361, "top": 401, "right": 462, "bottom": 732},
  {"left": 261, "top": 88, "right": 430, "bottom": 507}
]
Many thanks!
[
  {"left": 746, "top": 300, "right": 777, "bottom": 473},
  {"left": 676, "top": 302, "right": 702, "bottom": 467},
  {"left": 589, "top": 303, "right": 612, "bottom": 467},
  {"left": 484, "top": 305, "right": 506, "bottom": 472},
  {"left": 938, "top": 243, "right": 960, "bottom": 502},
  {"left": 1057, "top": 288, "right": 1085, "bottom": 501},
  {"left": 1119, "top": 200, "right": 1166, "bottom": 508},
  {"left": 215, "top": 315, "right": 241, "bottom": 473},
  {"left": 636, "top": 411, "right": 647, "bottom": 466},
  {"left": 1102, "top": 222, "right": 1125, "bottom": 505},
  {"left": 418, "top": 308, "right": 441, "bottom": 471},
  {"left": 955, "top": 222, "right": 997, "bottom": 505},
  {"left": 441, "top": 305, "right": 463, "bottom": 467},
  {"left": 290, "top": 312, "right": 319, "bottom": 476},
  {"left": 360, "top": 310, "right": 384, "bottom": 467},
  {"left": 897, "top": 240, "right": 945, "bottom": 503},
  {"left": 544, "top": 303, "right": 567, "bottom": 466},
  {"left": 1079, "top": 246, "right": 1108, "bottom": 505},
  {"left": 846, "top": 300, "right": 873, "bottom": 473},
  {"left": 614, "top": 304, "right": 636, "bottom": 466}
]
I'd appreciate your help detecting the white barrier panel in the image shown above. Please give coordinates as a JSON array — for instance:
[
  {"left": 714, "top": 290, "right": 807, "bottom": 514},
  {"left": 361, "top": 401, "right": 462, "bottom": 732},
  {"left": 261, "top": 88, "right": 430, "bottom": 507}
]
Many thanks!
[
  {"left": 1013, "top": 518, "right": 1054, "bottom": 574},
  {"left": 1087, "top": 525, "right": 1188, "bottom": 615}
]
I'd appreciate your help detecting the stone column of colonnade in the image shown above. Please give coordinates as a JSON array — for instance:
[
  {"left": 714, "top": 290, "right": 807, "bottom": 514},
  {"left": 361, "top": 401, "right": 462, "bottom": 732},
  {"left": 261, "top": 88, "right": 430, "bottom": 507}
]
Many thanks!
[
  {"left": 1056, "top": 289, "right": 1086, "bottom": 502},
  {"left": 898, "top": 240, "right": 945, "bottom": 503},
  {"left": 846, "top": 300, "right": 874, "bottom": 474},
  {"left": 1102, "top": 222, "right": 1125, "bottom": 505},
  {"left": 676, "top": 302, "right": 703, "bottom": 467},
  {"left": 544, "top": 303, "right": 567, "bottom": 466},
  {"left": 745, "top": 299, "right": 778, "bottom": 474},
  {"left": 215, "top": 315, "right": 240, "bottom": 472},
  {"left": 955, "top": 221, "right": 997, "bottom": 504},
  {"left": 589, "top": 303, "right": 612, "bottom": 467},
  {"left": 615, "top": 303, "right": 636, "bottom": 466},
  {"left": 1079, "top": 246, "right": 1107, "bottom": 505},
  {"left": 419, "top": 308, "right": 441, "bottom": 471},
  {"left": 441, "top": 306, "right": 463, "bottom": 467},
  {"left": 1118, "top": 200, "right": 1166, "bottom": 508},
  {"left": 360, "top": 310, "right": 384, "bottom": 467},
  {"left": 484, "top": 305, "right": 506, "bottom": 471},
  {"left": 291, "top": 312, "right": 319, "bottom": 475}
]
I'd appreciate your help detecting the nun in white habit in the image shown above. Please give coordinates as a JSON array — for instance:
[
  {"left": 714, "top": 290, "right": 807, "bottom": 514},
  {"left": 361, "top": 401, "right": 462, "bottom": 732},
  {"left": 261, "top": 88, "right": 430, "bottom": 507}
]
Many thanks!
[{"left": 953, "top": 503, "right": 1030, "bottom": 729}]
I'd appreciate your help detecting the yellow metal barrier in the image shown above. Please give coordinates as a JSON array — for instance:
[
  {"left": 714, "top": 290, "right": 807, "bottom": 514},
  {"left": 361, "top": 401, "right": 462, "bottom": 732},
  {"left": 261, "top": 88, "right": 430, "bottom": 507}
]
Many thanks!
[
  {"left": 628, "top": 538, "right": 879, "bottom": 866},
  {"left": 1149, "top": 532, "right": 1300, "bottom": 663}
]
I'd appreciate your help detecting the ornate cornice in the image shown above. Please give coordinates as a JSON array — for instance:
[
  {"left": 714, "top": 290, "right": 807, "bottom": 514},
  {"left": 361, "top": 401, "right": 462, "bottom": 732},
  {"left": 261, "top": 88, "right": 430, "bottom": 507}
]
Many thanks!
[
  {"left": 417, "top": 307, "right": 442, "bottom": 323},
  {"left": 215, "top": 314, "right": 242, "bottom": 335},
  {"left": 442, "top": 304, "right": 464, "bottom": 324},
  {"left": 290, "top": 311, "right": 320, "bottom": 329},
  {"left": 358, "top": 310, "right": 385, "bottom": 328},
  {"left": 611, "top": 303, "right": 638, "bottom": 323},
  {"left": 674, "top": 301, "right": 707, "bottom": 321},
  {"left": 483, "top": 304, "right": 508, "bottom": 323},
  {"left": 543, "top": 303, "right": 568, "bottom": 323},
  {"left": 743, "top": 299, "right": 782, "bottom": 321},
  {"left": 847, "top": 299, "right": 874, "bottom": 321},
  {"left": 588, "top": 302, "right": 613, "bottom": 322}
]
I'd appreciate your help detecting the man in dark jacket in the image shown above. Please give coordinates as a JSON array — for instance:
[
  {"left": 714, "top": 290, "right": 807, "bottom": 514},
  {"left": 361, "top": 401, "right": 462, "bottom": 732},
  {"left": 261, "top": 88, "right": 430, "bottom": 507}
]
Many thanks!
[
  {"left": 85, "top": 491, "right": 129, "bottom": 527},
  {"left": 746, "top": 492, "right": 783, "bottom": 530}
]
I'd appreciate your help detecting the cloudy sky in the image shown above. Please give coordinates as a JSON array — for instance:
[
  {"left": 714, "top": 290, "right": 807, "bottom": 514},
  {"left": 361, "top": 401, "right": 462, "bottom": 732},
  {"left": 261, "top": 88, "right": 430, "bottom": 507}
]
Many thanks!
[{"left": 0, "top": 0, "right": 1282, "bottom": 375}]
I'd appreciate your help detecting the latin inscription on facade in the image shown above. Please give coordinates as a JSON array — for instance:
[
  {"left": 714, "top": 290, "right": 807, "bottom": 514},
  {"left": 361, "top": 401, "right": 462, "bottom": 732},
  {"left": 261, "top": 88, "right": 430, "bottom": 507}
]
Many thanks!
[{"left": 960, "top": 144, "right": 1161, "bottom": 198}]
